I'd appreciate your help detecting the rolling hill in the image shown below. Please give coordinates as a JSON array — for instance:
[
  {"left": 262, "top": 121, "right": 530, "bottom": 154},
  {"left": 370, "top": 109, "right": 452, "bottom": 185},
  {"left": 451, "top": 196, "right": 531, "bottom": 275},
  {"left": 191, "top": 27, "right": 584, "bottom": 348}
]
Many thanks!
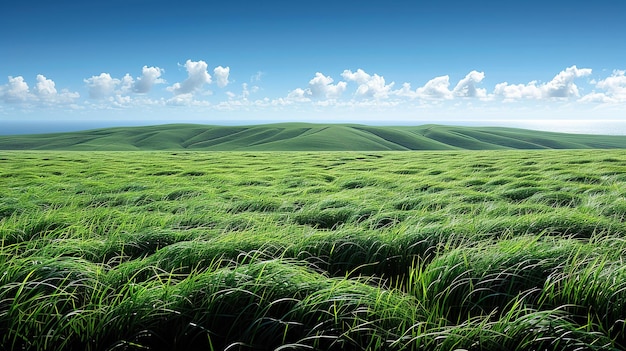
[{"left": 1, "top": 123, "right": 626, "bottom": 150}]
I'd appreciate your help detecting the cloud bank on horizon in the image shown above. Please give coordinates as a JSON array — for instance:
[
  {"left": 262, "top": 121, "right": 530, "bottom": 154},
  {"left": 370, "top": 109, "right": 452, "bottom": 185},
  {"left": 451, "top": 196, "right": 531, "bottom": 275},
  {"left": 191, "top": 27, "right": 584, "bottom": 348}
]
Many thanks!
[{"left": 1, "top": 62, "right": 625, "bottom": 122}]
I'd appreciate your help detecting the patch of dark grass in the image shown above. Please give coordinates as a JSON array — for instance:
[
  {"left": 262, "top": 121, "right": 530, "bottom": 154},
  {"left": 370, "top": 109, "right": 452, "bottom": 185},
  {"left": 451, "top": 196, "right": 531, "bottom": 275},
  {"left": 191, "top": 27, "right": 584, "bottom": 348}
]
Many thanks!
[
  {"left": 485, "top": 177, "right": 513, "bottom": 186},
  {"left": 366, "top": 212, "right": 407, "bottom": 229},
  {"left": 104, "top": 230, "right": 190, "bottom": 261},
  {"left": 562, "top": 173, "right": 603, "bottom": 184},
  {"left": 180, "top": 170, "right": 206, "bottom": 177},
  {"left": 392, "top": 169, "right": 420, "bottom": 175},
  {"left": 237, "top": 179, "right": 271, "bottom": 186},
  {"left": 567, "top": 159, "right": 593, "bottom": 164},
  {"left": 464, "top": 178, "right": 487, "bottom": 187},
  {"left": 501, "top": 187, "right": 546, "bottom": 201},
  {"left": 339, "top": 177, "right": 377, "bottom": 189},
  {"left": 164, "top": 189, "right": 203, "bottom": 201},
  {"left": 602, "top": 200, "right": 626, "bottom": 219},
  {"left": 116, "top": 184, "right": 149, "bottom": 192},
  {"left": 531, "top": 191, "right": 581, "bottom": 207},
  {"left": 393, "top": 197, "right": 423, "bottom": 211},
  {"left": 317, "top": 198, "right": 352, "bottom": 210},
  {"left": 0, "top": 199, "right": 23, "bottom": 219},
  {"left": 514, "top": 212, "right": 623, "bottom": 238},
  {"left": 151, "top": 170, "right": 180, "bottom": 176},
  {"left": 601, "top": 157, "right": 623, "bottom": 162},
  {"left": 2, "top": 216, "right": 72, "bottom": 245},
  {"left": 293, "top": 208, "right": 354, "bottom": 229},
  {"left": 228, "top": 198, "right": 281, "bottom": 213}
]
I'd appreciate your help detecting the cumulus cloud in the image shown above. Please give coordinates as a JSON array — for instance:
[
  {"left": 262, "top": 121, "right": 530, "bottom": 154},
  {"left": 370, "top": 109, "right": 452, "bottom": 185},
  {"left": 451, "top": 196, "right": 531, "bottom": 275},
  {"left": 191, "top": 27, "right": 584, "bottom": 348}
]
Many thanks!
[
  {"left": 494, "top": 65, "right": 592, "bottom": 101},
  {"left": 416, "top": 75, "right": 453, "bottom": 100},
  {"left": 168, "top": 60, "right": 212, "bottom": 95},
  {"left": 544, "top": 65, "right": 592, "bottom": 98},
  {"left": 285, "top": 88, "right": 311, "bottom": 103},
  {"left": 85, "top": 73, "right": 120, "bottom": 99},
  {"left": 133, "top": 66, "right": 164, "bottom": 93},
  {"left": 581, "top": 70, "right": 626, "bottom": 103},
  {"left": 280, "top": 72, "right": 346, "bottom": 103},
  {"left": 493, "top": 81, "right": 542, "bottom": 101},
  {"left": 214, "top": 66, "right": 230, "bottom": 88},
  {"left": 34, "top": 74, "right": 57, "bottom": 97},
  {"left": 1, "top": 76, "right": 31, "bottom": 103},
  {"left": 281, "top": 70, "right": 490, "bottom": 106},
  {"left": 453, "top": 70, "right": 487, "bottom": 98},
  {"left": 596, "top": 70, "right": 626, "bottom": 97},
  {"left": 120, "top": 74, "right": 134, "bottom": 94},
  {"left": 399, "top": 71, "right": 487, "bottom": 100},
  {"left": 35, "top": 75, "right": 80, "bottom": 104},
  {"left": 83, "top": 66, "right": 164, "bottom": 102},
  {"left": 308, "top": 72, "right": 347, "bottom": 99},
  {"left": 1, "top": 75, "right": 79, "bottom": 105},
  {"left": 341, "top": 69, "right": 394, "bottom": 99}
]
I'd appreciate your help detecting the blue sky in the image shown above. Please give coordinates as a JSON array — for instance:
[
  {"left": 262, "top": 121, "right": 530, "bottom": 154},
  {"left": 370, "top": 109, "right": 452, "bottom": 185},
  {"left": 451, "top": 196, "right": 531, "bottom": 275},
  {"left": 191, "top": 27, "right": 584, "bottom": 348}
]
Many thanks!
[{"left": 2, "top": 0, "right": 626, "bottom": 133}]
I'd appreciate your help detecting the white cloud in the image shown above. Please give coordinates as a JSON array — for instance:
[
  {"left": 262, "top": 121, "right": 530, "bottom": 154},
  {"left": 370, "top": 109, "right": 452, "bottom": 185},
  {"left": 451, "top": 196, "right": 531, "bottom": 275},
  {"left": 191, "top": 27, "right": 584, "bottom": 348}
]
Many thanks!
[
  {"left": 579, "top": 92, "right": 614, "bottom": 104},
  {"left": 83, "top": 66, "right": 165, "bottom": 107},
  {"left": 1, "top": 75, "right": 79, "bottom": 105},
  {"left": 133, "top": 66, "right": 164, "bottom": 93},
  {"left": 582, "top": 70, "right": 626, "bottom": 103},
  {"left": 285, "top": 88, "right": 311, "bottom": 103},
  {"left": 543, "top": 65, "right": 592, "bottom": 98},
  {"left": 1, "top": 76, "right": 31, "bottom": 103},
  {"left": 280, "top": 72, "right": 346, "bottom": 103},
  {"left": 494, "top": 81, "right": 542, "bottom": 101},
  {"left": 35, "top": 75, "right": 79, "bottom": 104},
  {"left": 166, "top": 93, "right": 211, "bottom": 107},
  {"left": 494, "top": 65, "right": 592, "bottom": 101},
  {"left": 34, "top": 74, "right": 57, "bottom": 97},
  {"left": 416, "top": 75, "right": 453, "bottom": 100},
  {"left": 120, "top": 74, "right": 134, "bottom": 94},
  {"left": 453, "top": 70, "right": 487, "bottom": 98},
  {"left": 596, "top": 70, "right": 626, "bottom": 96},
  {"left": 168, "top": 60, "right": 212, "bottom": 95},
  {"left": 341, "top": 69, "right": 370, "bottom": 85},
  {"left": 394, "top": 72, "right": 486, "bottom": 101},
  {"left": 85, "top": 73, "right": 120, "bottom": 99},
  {"left": 308, "top": 72, "right": 347, "bottom": 99},
  {"left": 214, "top": 66, "right": 230, "bottom": 88},
  {"left": 341, "top": 69, "right": 394, "bottom": 99},
  {"left": 394, "top": 82, "right": 417, "bottom": 99}
]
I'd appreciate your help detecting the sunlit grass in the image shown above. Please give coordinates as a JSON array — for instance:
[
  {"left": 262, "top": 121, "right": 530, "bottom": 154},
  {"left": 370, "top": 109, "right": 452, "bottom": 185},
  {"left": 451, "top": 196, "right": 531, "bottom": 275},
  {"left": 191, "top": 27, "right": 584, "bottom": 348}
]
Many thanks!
[{"left": 2, "top": 150, "right": 626, "bottom": 350}]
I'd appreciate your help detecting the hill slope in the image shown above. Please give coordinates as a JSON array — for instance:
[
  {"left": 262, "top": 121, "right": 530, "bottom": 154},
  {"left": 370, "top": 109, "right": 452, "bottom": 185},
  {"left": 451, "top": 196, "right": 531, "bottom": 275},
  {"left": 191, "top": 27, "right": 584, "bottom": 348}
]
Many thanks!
[{"left": 1, "top": 123, "right": 626, "bottom": 150}]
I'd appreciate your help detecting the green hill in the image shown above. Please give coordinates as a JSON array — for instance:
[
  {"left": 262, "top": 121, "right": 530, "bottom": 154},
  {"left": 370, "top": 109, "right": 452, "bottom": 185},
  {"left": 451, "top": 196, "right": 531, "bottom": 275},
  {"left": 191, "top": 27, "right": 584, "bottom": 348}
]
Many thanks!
[{"left": 1, "top": 123, "right": 626, "bottom": 150}]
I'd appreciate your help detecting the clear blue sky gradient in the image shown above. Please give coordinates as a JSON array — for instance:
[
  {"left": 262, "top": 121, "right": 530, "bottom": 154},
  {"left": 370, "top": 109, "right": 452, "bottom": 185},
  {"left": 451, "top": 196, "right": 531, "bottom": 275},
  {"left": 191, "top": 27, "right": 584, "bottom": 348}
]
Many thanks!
[{"left": 2, "top": 0, "right": 626, "bottom": 133}]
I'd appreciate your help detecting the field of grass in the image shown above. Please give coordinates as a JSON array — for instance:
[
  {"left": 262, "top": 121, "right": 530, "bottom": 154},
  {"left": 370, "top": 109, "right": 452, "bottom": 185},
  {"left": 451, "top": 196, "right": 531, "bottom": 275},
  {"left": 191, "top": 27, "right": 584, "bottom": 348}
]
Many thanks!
[
  {"left": 2, "top": 150, "right": 626, "bottom": 350},
  {"left": 3, "top": 123, "right": 626, "bottom": 150}
]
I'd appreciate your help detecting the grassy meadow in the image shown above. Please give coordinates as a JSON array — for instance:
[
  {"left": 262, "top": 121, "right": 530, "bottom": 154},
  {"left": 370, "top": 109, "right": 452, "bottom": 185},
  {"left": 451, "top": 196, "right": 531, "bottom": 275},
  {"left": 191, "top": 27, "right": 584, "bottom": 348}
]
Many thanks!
[{"left": 2, "top": 150, "right": 626, "bottom": 350}]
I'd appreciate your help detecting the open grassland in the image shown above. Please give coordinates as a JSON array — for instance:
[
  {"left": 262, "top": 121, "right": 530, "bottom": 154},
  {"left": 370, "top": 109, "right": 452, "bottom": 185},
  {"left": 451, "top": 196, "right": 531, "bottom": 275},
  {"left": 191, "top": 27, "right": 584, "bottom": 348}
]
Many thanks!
[
  {"left": 3, "top": 123, "right": 626, "bottom": 150},
  {"left": 2, "top": 150, "right": 626, "bottom": 350}
]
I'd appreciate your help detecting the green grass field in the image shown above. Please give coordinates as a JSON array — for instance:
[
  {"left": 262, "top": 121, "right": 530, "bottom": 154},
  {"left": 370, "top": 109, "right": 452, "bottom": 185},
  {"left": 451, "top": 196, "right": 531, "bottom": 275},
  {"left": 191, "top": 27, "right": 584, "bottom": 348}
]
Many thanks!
[
  {"left": 3, "top": 123, "right": 626, "bottom": 150},
  {"left": 2, "top": 150, "right": 626, "bottom": 350}
]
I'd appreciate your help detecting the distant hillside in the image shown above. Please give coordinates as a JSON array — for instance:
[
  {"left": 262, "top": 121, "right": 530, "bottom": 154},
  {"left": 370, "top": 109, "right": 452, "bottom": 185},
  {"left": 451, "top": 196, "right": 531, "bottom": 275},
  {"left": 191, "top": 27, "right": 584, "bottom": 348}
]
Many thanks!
[{"left": 1, "top": 123, "right": 626, "bottom": 150}]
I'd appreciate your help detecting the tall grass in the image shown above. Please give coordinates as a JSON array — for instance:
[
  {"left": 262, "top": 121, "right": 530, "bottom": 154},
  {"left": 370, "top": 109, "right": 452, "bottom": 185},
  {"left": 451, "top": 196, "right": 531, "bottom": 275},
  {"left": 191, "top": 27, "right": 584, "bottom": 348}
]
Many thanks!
[{"left": 2, "top": 150, "right": 626, "bottom": 350}]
